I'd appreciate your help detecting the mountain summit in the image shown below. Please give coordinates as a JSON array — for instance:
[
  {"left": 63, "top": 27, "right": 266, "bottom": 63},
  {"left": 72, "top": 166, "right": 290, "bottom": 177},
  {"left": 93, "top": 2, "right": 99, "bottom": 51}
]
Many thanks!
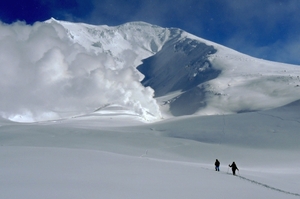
[{"left": 1, "top": 19, "right": 300, "bottom": 122}]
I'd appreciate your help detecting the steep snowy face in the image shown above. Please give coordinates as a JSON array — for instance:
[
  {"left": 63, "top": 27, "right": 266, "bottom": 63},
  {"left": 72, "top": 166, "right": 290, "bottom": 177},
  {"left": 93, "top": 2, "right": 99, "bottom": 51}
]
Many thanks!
[
  {"left": 137, "top": 30, "right": 300, "bottom": 117},
  {"left": 0, "top": 19, "right": 171, "bottom": 122},
  {"left": 138, "top": 30, "right": 219, "bottom": 97},
  {"left": 1, "top": 19, "right": 300, "bottom": 122},
  {"left": 51, "top": 19, "right": 169, "bottom": 69},
  {"left": 137, "top": 30, "right": 221, "bottom": 116},
  {"left": 199, "top": 49, "right": 300, "bottom": 116}
]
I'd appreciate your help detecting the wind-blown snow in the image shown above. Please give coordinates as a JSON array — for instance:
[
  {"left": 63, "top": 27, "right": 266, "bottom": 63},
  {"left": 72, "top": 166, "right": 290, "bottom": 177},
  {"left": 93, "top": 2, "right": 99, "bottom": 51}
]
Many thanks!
[
  {"left": 1, "top": 19, "right": 300, "bottom": 199},
  {"left": 0, "top": 19, "right": 167, "bottom": 122},
  {"left": 1, "top": 19, "right": 300, "bottom": 122}
]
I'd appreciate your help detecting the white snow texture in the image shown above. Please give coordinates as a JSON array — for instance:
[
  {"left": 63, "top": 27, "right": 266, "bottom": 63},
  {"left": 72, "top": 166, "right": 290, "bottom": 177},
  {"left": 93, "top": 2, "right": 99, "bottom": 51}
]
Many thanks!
[{"left": 0, "top": 19, "right": 300, "bottom": 199}]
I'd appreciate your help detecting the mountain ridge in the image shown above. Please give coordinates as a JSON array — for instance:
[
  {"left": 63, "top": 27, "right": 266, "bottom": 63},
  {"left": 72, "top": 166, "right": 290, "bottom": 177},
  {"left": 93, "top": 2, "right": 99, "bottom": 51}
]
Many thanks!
[
  {"left": 57, "top": 18, "right": 300, "bottom": 117},
  {"left": 1, "top": 18, "right": 300, "bottom": 122}
]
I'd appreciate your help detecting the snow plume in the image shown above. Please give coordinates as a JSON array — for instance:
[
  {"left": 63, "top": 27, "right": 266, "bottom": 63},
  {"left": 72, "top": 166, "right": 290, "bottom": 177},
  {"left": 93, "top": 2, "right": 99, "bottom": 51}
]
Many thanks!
[{"left": 0, "top": 21, "right": 161, "bottom": 122}]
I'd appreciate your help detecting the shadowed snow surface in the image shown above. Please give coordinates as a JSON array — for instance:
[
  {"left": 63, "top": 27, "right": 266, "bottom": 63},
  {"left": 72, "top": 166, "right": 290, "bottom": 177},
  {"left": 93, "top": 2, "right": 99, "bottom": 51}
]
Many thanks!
[
  {"left": 0, "top": 20, "right": 300, "bottom": 199},
  {"left": 1, "top": 101, "right": 300, "bottom": 199}
]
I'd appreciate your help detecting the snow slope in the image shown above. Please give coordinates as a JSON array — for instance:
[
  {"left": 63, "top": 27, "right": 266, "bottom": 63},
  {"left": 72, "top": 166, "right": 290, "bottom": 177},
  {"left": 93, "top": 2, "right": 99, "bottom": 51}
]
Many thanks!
[
  {"left": 1, "top": 19, "right": 299, "bottom": 122},
  {"left": 137, "top": 31, "right": 300, "bottom": 117},
  {"left": 51, "top": 18, "right": 300, "bottom": 118},
  {"left": 0, "top": 101, "right": 300, "bottom": 199},
  {"left": 1, "top": 19, "right": 300, "bottom": 199}
]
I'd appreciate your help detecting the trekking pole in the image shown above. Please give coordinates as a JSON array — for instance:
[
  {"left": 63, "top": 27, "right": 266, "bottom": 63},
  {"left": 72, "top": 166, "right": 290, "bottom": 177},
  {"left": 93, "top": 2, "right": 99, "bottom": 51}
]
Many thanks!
[
  {"left": 227, "top": 166, "right": 229, "bottom": 174},
  {"left": 238, "top": 169, "right": 240, "bottom": 176}
]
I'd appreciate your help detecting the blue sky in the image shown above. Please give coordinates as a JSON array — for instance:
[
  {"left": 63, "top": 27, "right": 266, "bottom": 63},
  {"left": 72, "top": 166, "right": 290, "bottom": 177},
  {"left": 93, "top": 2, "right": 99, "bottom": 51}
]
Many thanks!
[{"left": 1, "top": 0, "right": 300, "bottom": 65}]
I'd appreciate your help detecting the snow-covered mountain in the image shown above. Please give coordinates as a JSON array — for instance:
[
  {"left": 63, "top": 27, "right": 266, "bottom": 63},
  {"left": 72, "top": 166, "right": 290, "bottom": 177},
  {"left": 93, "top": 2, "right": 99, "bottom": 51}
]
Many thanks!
[
  {"left": 1, "top": 19, "right": 300, "bottom": 199},
  {"left": 0, "top": 18, "right": 300, "bottom": 122}
]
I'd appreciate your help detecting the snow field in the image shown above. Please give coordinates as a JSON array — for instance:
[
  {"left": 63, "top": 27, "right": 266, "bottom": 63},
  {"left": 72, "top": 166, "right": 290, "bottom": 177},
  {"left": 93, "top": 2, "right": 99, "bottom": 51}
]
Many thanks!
[
  {"left": 1, "top": 145, "right": 299, "bottom": 199},
  {"left": 1, "top": 110, "right": 300, "bottom": 199}
]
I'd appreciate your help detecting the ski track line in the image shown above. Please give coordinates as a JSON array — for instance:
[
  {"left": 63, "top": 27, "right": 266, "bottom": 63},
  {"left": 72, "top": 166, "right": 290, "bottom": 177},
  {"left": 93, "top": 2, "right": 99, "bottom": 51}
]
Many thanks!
[
  {"left": 141, "top": 152, "right": 300, "bottom": 197},
  {"left": 198, "top": 165, "right": 300, "bottom": 197},
  {"left": 237, "top": 175, "right": 300, "bottom": 197}
]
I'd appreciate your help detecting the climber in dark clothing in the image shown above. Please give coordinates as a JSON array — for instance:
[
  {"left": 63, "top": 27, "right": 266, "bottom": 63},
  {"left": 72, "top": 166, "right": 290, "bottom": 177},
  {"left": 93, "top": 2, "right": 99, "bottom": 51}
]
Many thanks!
[
  {"left": 229, "top": 161, "right": 239, "bottom": 175},
  {"left": 215, "top": 159, "right": 220, "bottom": 171}
]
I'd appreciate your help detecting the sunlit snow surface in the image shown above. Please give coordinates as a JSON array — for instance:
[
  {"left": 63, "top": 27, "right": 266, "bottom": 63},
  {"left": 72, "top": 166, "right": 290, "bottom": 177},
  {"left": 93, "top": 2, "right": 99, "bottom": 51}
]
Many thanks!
[
  {"left": 0, "top": 19, "right": 300, "bottom": 122},
  {"left": 0, "top": 19, "right": 300, "bottom": 199},
  {"left": 0, "top": 101, "right": 300, "bottom": 199}
]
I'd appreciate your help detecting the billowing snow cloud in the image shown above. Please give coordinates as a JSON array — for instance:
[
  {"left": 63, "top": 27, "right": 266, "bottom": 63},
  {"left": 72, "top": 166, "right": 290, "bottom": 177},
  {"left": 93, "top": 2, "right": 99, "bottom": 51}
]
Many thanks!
[{"left": 0, "top": 21, "right": 161, "bottom": 122}]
